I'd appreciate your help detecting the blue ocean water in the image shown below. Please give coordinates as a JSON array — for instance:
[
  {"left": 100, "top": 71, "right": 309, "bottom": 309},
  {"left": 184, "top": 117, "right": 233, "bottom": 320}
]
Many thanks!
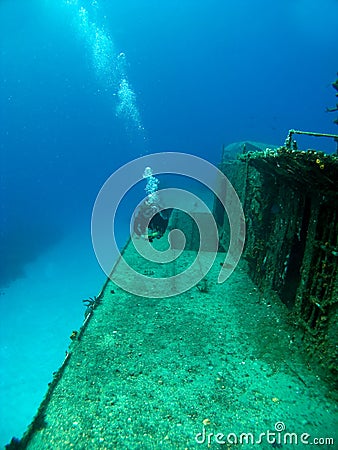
[{"left": 0, "top": 0, "right": 337, "bottom": 445}]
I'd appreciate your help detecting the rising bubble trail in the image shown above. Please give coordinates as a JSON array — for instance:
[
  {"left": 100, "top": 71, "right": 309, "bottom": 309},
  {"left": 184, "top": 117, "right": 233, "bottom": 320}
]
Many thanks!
[{"left": 63, "top": 0, "right": 144, "bottom": 134}]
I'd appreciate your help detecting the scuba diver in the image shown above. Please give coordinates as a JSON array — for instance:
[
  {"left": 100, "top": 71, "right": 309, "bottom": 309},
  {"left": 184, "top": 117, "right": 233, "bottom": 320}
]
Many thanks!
[
  {"left": 133, "top": 199, "right": 172, "bottom": 242},
  {"left": 133, "top": 166, "right": 172, "bottom": 241},
  {"left": 148, "top": 208, "right": 173, "bottom": 242}
]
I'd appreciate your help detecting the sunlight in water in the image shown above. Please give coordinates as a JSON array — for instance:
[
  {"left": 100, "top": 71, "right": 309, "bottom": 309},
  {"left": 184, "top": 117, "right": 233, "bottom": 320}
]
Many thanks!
[{"left": 63, "top": 0, "right": 143, "bottom": 132}]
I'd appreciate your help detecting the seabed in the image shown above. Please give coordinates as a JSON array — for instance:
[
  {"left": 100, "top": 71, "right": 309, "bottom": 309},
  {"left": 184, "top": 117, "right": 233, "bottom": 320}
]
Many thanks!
[{"left": 14, "top": 239, "right": 337, "bottom": 449}]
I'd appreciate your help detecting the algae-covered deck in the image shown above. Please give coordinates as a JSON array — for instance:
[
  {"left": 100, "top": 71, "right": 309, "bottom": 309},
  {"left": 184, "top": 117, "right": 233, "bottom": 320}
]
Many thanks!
[
  {"left": 239, "top": 145, "right": 338, "bottom": 195},
  {"left": 16, "top": 230, "right": 337, "bottom": 449}
]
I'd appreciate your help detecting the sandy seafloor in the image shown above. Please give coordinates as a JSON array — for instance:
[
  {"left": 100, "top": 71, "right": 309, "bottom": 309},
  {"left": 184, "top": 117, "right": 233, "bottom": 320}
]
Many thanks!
[
  {"left": 22, "top": 233, "right": 338, "bottom": 450},
  {"left": 0, "top": 225, "right": 119, "bottom": 447}
]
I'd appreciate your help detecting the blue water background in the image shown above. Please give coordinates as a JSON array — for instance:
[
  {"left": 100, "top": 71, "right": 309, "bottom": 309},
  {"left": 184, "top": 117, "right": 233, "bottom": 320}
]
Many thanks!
[{"left": 1, "top": 0, "right": 338, "bottom": 445}]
